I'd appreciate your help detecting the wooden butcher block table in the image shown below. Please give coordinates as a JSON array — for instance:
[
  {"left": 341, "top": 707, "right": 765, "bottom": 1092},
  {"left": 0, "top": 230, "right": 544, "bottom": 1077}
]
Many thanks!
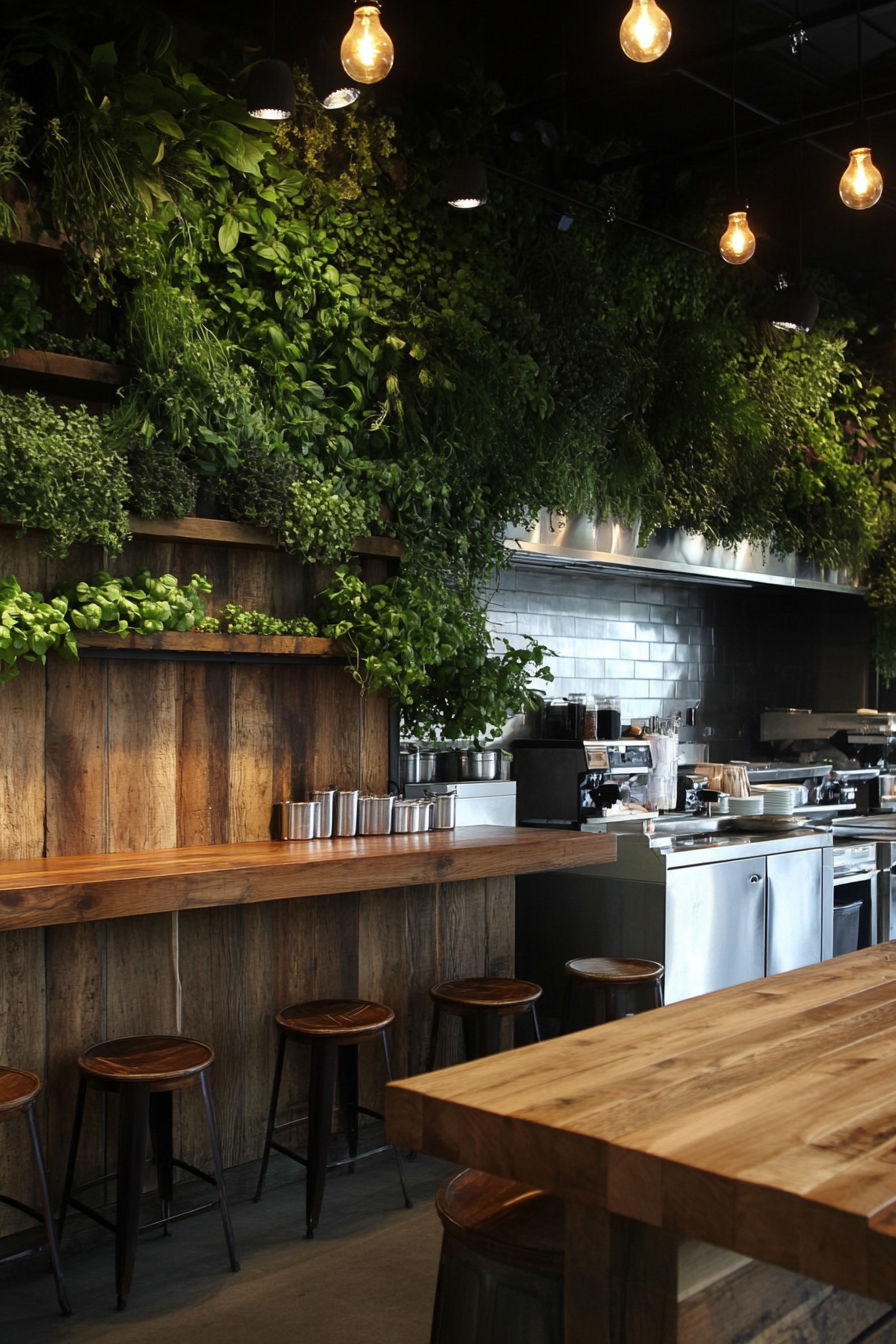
[{"left": 386, "top": 944, "right": 896, "bottom": 1343}]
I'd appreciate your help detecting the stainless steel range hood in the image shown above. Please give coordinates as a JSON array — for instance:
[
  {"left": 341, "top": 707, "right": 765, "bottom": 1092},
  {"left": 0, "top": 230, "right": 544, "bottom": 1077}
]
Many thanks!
[{"left": 504, "top": 512, "right": 862, "bottom": 593}]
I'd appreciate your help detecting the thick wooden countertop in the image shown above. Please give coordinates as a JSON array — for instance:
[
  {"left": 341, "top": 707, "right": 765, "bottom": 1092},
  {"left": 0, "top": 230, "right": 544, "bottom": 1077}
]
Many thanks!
[
  {"left": 386, "top": 942, "right": 896, "bottom": 1307},
  {"left": 0, "top": 826, "right": 615, "bottom": 932}
]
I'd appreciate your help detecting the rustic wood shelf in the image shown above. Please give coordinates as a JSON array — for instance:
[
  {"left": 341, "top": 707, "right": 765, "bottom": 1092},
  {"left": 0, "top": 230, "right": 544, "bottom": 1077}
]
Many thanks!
[
  {"left": 75, "top": 629, "right": 345, "bottom": 664},
  {"left": 0, "top": 346, "right": 130, "bottom": 398},
  {"left": 128, "top": 513, "right": 405, "bottom": 558},
  {"left": 0, "top": 827, "right": 616, "bottom": 931}
]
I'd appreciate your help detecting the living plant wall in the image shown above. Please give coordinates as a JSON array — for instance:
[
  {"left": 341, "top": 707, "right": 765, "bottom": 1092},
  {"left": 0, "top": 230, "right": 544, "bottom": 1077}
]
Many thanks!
[{"left": 1, "top": 1, "right": 896, "bottom": 722}]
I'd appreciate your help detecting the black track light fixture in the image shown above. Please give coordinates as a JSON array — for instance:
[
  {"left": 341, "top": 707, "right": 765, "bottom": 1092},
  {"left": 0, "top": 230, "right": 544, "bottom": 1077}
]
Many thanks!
[
  {"left": 446, "top": 157, "right": 489, "bottom": 209},
  {"left": 770, "top": 275, "right": 819, "bottom": 334},
  {"left": 246, "top": 58, "right": 296, "bottom": 120}
]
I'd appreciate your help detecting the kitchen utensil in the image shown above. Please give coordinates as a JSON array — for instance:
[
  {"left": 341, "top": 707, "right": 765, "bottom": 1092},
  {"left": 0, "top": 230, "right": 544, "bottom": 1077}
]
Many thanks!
[
  {"left": 335, "top": 788, "right": 359, "bottom": 837},
  {"left": 727, "top": 795, "right": 765, "bottom": 815},
  {"left": 730, "top": 815, "right": 809, "bottom": 832},
  {"left": 392, "top": 799, "right": 423, "bottom": 833},
  {"left": 417, "top": 799, "right": 434, "bottom": 831},
  {"left": 417, "top": 751, "right": 438, "bottom": 783},
  {"left": 466, "top": 750, "right": 499, "bottom": 781},
  {"left": 427, "top": 789, "right": 457, "bottom": 830},
  {"left": 312, "top": 788, "right": 337, "bottom": 838},
  {"left": 358, "top": 794, "right": 394, "bottom": 836},
  {"left": 400, "top": 749, "right": 420, "bottom": 786},
  {"left": 278, "top": 801, "right": 318, "bottom": 840}
]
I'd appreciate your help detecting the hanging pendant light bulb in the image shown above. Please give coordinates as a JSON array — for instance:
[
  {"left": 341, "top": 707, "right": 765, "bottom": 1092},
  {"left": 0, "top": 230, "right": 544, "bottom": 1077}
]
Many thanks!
[
  {"left": 246, "top": 58, "right": 295, "bottom": 120},
  {"left": 619, "top": 0, "right": 672, "bottom": 62},
  {"left": 341, "top": 3, "right": 394, "bottom": 84},
  {"left": 839, "top": 147, "right": 883, "bottom": 209},
  {"left": 719, "top": 210, "right": 756, "bottom": 264}
]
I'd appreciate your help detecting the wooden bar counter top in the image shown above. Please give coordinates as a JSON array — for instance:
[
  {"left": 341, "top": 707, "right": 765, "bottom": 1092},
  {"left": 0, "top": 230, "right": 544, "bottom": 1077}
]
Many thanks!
[{"left": 0, "top": 826, "right": 614, "bottom": 931}]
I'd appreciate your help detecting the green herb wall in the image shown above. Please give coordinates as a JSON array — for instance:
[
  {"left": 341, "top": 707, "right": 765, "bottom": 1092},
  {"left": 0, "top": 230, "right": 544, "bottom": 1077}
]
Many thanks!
[{"left": 0, "top": 1, "right": 894, "bottom": 728}]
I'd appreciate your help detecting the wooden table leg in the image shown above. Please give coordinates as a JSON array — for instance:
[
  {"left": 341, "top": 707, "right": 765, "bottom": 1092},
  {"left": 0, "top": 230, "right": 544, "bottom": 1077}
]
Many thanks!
[{"left": 564, "top": 1202, "right": 678, "bottom": 1344}]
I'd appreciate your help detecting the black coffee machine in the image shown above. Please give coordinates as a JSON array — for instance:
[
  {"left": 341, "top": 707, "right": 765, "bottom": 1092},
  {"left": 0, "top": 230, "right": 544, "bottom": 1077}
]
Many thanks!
[{"left": 513, "top": 739, "right": 653, "bottom": 828}]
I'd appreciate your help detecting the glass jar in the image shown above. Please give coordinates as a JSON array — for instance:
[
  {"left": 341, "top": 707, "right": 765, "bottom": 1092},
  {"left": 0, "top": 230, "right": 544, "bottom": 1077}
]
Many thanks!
[{"left": 596, "top": 696, "right": 622, "bottom": 740}]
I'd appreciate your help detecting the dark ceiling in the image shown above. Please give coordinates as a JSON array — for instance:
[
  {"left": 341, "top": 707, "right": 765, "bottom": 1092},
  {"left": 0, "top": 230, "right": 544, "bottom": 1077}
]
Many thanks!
[{"left": 163, "top": 0, "right": 896, "bottom": 290}]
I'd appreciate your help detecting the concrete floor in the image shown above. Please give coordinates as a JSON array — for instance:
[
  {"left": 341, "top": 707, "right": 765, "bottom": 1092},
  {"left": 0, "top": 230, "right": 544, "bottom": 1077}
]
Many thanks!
[{"left": 3, "top": 1150, "right": 455, "bottom": 1344}]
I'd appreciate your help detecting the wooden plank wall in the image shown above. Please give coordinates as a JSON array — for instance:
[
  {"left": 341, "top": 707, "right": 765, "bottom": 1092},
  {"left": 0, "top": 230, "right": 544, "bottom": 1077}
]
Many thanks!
[{"left": 0, "top": 532, "right": 514, "bottom": 1239}]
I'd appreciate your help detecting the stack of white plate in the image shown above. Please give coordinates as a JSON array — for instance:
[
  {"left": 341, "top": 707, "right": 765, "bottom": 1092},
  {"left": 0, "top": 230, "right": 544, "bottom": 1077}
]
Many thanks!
[
  {"left": 727, "top": 795, "right": 765, "bottom": 816},
  {"left": 752, "top": 785, "right": 799, "bottom": 817}
]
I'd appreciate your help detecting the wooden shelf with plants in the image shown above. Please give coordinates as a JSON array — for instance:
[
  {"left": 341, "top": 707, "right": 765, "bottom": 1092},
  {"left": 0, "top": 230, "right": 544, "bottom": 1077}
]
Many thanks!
[
  {"left": 74, "top": 629, "right": 345, "bottom": 663},
  {"left": 0, "top": 346, "right": 130, "bottom": 399},
  {"left": 126, "top": 514, "right": 405, "bottom": 559}
]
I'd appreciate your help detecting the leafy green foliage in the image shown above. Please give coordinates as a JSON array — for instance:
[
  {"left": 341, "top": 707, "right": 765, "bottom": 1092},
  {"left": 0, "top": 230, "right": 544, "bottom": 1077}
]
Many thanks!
[
  {"left": 0, "top": 390, "right": 129, "bottom": 554},
  {"left": 219, "top": 604, "right": 318, "bottom": 636},
  {"left": 30, "top": 331, "right": 125, "bottom": 361},
  {"left": 0, "top": 78, "right": 31, "bottom": 239},
  {"left": 58, "top": 568, "right": 212, "bottom": 633},
  {"left": 0, "top": 272, "right": 48, "bottom": 357},
  {"left": 0, "top": 575, "right": 75, "bottom": 684},
  {"left": 318, "top": 564, "right": 552, "bottom": 738}
]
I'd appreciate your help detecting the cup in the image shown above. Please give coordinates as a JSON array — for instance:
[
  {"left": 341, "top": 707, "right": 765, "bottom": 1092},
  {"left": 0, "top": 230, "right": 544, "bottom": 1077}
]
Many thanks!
[
  {"left": 278, "top": 801, "right": 318, "bottom": 840},
  {"left": 312, "top": 788, "right": 337, "bottom": 839}
]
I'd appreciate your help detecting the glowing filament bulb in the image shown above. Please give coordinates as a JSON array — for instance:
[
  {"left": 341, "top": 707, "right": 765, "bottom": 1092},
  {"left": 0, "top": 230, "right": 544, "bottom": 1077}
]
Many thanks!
[
  {"left": 341, "top": 5, "right": 394, "bottom": 84},
  {"left": 719, "top": 211, "right": 756, "bottom": 265},
  {"left": 839, "top": 147, "right": 883, "bottom": 210},
  {"left": 620, "top": 0, "right": 672, "bottom": 62}
]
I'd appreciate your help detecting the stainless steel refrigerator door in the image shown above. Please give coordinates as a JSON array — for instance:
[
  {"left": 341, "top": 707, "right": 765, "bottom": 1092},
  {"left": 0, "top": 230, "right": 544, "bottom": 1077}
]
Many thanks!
[
  {"left": 766, "top": 847, "right": 823, "bottom": 975},
  {"left": 665, "top": 858, "right": 766, "bottom": 1002}
]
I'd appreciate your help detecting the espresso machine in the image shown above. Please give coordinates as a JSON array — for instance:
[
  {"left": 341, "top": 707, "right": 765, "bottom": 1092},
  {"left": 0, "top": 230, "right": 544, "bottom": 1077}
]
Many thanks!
[{"left": 513, "top": 738, "right": 654, "bottom": 828}]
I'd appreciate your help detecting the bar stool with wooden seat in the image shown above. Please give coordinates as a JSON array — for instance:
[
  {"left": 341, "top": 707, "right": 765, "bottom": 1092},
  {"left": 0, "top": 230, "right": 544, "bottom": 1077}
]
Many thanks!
[
  {"left": 561, "top": 957, "right": 664, "bottom": 1033},
  {"left": 430, "top": 1168, "right": 564, "bottom": 1344},
  {"left": 59, "top": 1035, "right": 239, "bottom": 1310},
  {"left": 254, "top": 999, "right": 412, "bottom": 1239},
  {"left": 425, "top": 978, "right": 542, "bottom": 1071},
  {"left": 0, "top": 1067, "right": 70, "bottom": 1315}
]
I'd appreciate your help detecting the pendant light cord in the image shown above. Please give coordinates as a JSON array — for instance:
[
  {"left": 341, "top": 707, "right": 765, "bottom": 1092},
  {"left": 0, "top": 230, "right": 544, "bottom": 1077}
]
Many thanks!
[
  {"left": 857, "top": 0, "right": 865, "bottom": 126},
  {"left": 797, "top": 0, "right": 804, "bottom": 286},
  {"left": 731, "top": 0, "right": 740, "bottom": 200}
]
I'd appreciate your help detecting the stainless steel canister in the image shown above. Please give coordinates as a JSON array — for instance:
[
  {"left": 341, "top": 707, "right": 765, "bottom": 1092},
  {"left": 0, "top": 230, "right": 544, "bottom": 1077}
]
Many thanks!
[
  {"left": 312, "top": 788, "right": 337, "bottom": 839},
  {"left": 358, "top": 794, "right": 394, "bottom": 836},
  {"left": 335, "top": 789, "right": 359, "bottom": 837},
  {"left": 429, "top": 790, "right": 456, "bottom": 830},
  {"left": 467, "top": 750, "right": 499, "bottom": 780},
  {"left": 278, "top": 800, "right": 318, "bottom": 840},
  {"left": 417, "top": 751, "right": 438, "bottom": 783},
  {"left": 400, "top": 749, "right": 420, "bottom": 786},
  {"left": 416, "top": 799, "right": 434, "bottom": 831},
  {"left": 392, "top": 799, "right": 420, "bottom": 833}
]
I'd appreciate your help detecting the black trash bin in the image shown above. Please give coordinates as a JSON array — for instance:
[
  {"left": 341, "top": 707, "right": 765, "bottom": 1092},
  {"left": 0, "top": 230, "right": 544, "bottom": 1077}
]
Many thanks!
[{"left": 833, "top": 898, "right": 863, "bottom": 957}]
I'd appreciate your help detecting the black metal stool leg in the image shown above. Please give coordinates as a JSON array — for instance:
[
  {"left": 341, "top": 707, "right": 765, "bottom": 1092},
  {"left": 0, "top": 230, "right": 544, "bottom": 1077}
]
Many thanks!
[
  {"left": 24, "top": 1102, "right": 72, "bottom": 1316},
  {"left": 338, "top": 1045, "right": 360, "bottom": 1174},
  {"left": 305, "top": 1040, "right": 338, "bottom": 1239},
  {"left": 654, "top": 978, "right": 665, "bottom": 1008},
  {"left": 199, "top": 1071, "right": 240, "bottom": 1272},
  {"left": 605, "top": 985, "right": 623, "bottom": 1023},
  {"left": 461, "top": 1015, "right": 478, "bottom": 1061},
  {"left": 58, "top": 1074, "right": 87, "bottom": 1246},
  {"left": 381, "top": 1033, "right": 412, "bottom": 1210},
  {"left": 254, "top": 1031, "right": 287, "bottom": 1203},
  {"left": 561, "top": 978, "right": 574, "bottom": 1034},
  {"left": 530, "top": 1003, "right": 542, "bottom": 1044},
  {"left": 115, "top": 1082, "right": 151, "bottom": 1310},
  {"left": 424, "top": 1005, "right": 442, "bottom": 1072},
  {"left": 148, "top": 1091, "right": 174, "bottom": 1236}
]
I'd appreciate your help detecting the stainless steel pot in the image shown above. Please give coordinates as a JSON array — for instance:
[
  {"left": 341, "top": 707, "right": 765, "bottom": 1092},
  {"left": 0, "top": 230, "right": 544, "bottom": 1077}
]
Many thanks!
[
  {"left": 392, "top": 799, "right": 423, "bottom": 833},
  {"left": 416, "top": 799, "right": 434, "bottom": 831},
  {"left": 417, "top": 751, "right": 438, "bottom": 783},
  {"left": 335, "top": 789, "right": 359, "bottom": 837},
  {"left": 400, "top": 750, "right": 420, "bottom": 786},
  {"left": 277, "top": 800, "right": 319, "bottom": 840},
  {"left": 312, "top": 788, "right": 337, "bottom": 839},
  {"left": 428, "top": 790, "right": 456, "bottom": 830},
  {"left": 359, "top": 794, "right": 394, "bottom": 836},
  {"left": 466, "top": 750, "right": 499, "bottom": 781}
]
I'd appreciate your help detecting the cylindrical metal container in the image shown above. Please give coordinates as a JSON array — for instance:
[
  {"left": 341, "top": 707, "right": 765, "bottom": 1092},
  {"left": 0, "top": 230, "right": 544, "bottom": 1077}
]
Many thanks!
[
  {"left": 392, "top": 799, "right": 421, "bottom": 833},
  {"left": 400, "top": 750, "right": 421, "bottom": 786},
  {"left": 278, "top": 801, "right": 318, "bottom": 840},
  {"left": 438, "top": 750, "right": 459, "bottom": 782},
  {"left": 454, "top": 750, "right": 471, "bottom": 780},
  {"left": 417, "top": 751, "right": 438, "bottom": 783},
  {"left": 430, "top": 791, "right": 456, "bottom": 830},
  {"left": 467, "top": 750, "right": 499, "bottom": 781},
  {"left": 335, "top": 789, "right": 359, "bottom": 837},
  {"left": 312, "top": 788, "right": 337, "bottom": 839},
  {"left": 416, "top": 800, "right": 434, "bottom": 831},
  {"left": 358, "top": 794, "right": 394, "bottom": 836}
]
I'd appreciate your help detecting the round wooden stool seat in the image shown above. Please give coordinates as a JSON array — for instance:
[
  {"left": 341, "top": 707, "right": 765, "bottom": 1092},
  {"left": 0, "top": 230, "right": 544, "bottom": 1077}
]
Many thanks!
[
  {"left": 565, "top": 957, "right": 664, "bottom": 986},
  {"left": 276, "top": 999, "right": 394, "bottom": 1046},
  {"left": 436, "top": 1169, "right": 564, "bottom": 1275},
  {"left": 78, "top": 1035, "right": 214, "bottom": 1091},
  {"left": 430, "top": 977, "right": 543, "bottom": 1017},
  {"left": 431, "top": 1168, "right": 564, "bottom": 1343},
  {"left": 0, "top": 1066, "right": 40, "bottom": 1119}
]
